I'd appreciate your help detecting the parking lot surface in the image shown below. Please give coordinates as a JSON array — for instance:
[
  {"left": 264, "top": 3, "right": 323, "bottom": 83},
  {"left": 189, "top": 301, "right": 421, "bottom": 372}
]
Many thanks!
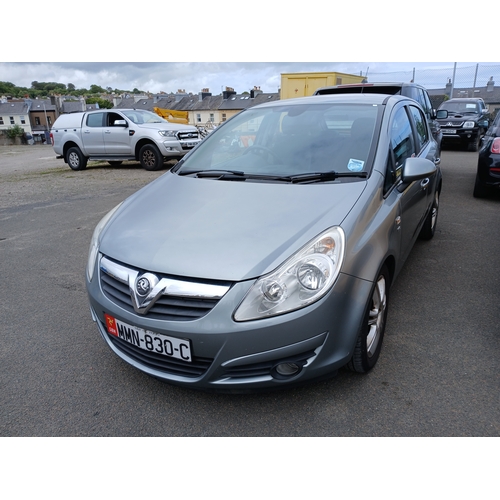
[{"left": 1, "top": 145, "right": 499, "bottom": 437}]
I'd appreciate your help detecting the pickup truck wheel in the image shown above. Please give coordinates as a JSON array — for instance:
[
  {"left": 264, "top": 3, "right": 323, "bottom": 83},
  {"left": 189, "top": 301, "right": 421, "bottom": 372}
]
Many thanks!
[
  {"left": 468, "top": 133, "right": 481, "bottom": 152},
  {"left": 66, "top": 147, "right": 88, "bottom": 171},
  {"left": 139, "top": 144, "right": 164, "bottom": 171}
]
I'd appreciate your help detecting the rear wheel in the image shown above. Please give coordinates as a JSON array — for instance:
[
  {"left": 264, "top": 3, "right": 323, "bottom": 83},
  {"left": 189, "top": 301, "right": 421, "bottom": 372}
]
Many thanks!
[
  {"left": 473, "top": 175, "right": 489, "bottom": 198},
  {"left": 139, "top": 144, "right": 164, "bottom": 171},
  {"left": 347, "top": 265, "right": 390, "bottom": 373},
  {"left": 419, "top": 189, "right": 439, "bottom": 240},
  {"left": 66, "top": 147, "right": 87, "bottom": 171}
]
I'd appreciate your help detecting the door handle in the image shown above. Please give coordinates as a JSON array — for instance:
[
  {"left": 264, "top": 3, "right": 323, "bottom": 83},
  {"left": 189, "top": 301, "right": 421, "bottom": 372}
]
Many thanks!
[{"left": 421, "top": 178, "right": 430, "bottom": 189}]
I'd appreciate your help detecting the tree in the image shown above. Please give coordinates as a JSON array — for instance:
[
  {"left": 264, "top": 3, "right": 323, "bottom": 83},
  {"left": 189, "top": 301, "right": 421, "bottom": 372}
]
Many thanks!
[
  {"left": 6, "top": 125, "right": 24, "bottom": 140},
  {"left": 86, "top": 97, "right": 113, "bottom": 109},
  {"left": 68, "top": 83, "right": 76, "bottom": 92},
  {"left": 89, "top": 84, "right": 105, "bottom": 94}
]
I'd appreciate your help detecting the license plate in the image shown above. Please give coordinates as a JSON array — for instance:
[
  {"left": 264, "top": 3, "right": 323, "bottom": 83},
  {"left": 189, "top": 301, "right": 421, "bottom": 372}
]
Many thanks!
[
  {"left": 184, "top": 142, "right": 197, "bottom": 148},
  {"left": 104, "top": 314, "right": 192, "bottom": 362},
  {"left": 442, "top": 129, "right": 457, "bottom": 134}
]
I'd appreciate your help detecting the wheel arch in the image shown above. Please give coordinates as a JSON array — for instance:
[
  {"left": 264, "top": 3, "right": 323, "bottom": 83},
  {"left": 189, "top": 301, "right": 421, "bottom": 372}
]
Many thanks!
[{"left": 134, "top": 139, "right": 159, "bottom": 160}]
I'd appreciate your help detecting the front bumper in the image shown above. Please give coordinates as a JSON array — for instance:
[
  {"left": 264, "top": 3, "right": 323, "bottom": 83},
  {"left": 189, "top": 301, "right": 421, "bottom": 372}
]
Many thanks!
[
  {"left": 441, "top": 128, "right": 480, "bottom": 143},
  {"left": 157, "top": 139, "right": 201, "bottom": 158},
  {"left": 87, "top": 263, "right": 372, "bottom": 391}
]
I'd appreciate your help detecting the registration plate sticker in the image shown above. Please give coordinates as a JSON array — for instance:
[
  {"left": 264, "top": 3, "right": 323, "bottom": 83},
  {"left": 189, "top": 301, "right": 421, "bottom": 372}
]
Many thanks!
[
  {"left": 442, "top": 129, "right": 457, "bottom": 134},
  {"left": 104, "top": 314, "right": 192, "bottom": 362}
]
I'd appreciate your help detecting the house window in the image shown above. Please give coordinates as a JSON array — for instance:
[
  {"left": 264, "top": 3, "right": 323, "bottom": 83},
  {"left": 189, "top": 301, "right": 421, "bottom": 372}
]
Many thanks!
[
  {"left": 20, "top": 116, "right": 26, "bottom": 124},
  {"left": 196, "top": 114, "right": 201, "bottom": 123},
  {"left": 35, "top": 117, "right": 41, "bottom": 126},
  {"left": 222, "top": 113, "right": 227, "bottom": 122},
  {"left": 209, "top": 113, "right": 214, "bottom": 122},
  {"left": 10, "top": 116, "right": 15, "bottom": 124},
  {"left": 336, "top": 77, "right": 342, "bottom": 85},
  {"left": 47, "top": 116, "right": 52, "bottom": 126},
  {"left": 0, "top": 116, "right": 3, "bottom": 125}
]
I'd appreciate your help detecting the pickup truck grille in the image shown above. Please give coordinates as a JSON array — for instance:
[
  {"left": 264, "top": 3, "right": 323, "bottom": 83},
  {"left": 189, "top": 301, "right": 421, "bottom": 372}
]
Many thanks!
[{"left": 177, "top": 131, "right": 199, "bottom": 141}]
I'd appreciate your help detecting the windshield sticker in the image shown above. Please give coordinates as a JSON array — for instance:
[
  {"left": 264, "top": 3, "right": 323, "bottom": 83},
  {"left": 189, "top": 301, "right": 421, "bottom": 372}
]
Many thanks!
[{"left": 347, "top": 159, "right": 364, "bottom": 172}]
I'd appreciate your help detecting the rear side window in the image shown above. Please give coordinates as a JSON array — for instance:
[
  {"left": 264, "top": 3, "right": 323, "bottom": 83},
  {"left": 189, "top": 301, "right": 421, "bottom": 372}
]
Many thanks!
[
  {"left": 86, "top": 113, "right": 104, "bottom": 127},
  {"left": 408, "top": 105, "right": 429, "bottom": 152}
]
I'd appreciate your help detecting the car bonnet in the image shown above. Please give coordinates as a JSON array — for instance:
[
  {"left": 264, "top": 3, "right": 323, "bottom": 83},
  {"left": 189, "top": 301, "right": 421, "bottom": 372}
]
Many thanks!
[{"left": 98, "top": 172, "right": 367, "bottom": 281}]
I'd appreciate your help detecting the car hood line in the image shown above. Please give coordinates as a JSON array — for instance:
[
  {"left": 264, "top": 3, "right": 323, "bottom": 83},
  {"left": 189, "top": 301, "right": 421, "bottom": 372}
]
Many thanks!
[{"left": 99, "top": 172, "right": 367, "bottom": 282}]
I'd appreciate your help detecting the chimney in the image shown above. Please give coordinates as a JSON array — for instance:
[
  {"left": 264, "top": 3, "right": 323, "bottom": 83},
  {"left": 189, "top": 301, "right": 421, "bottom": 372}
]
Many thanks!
[
  {"left": 222, "top": 86, "right": 236, "bottom": 99},
  {"left": 250, "top": 86, "right": 263, "bottom": 98},
  {"left": 199, "top": 88, "right": 212, "bottom": 101}
]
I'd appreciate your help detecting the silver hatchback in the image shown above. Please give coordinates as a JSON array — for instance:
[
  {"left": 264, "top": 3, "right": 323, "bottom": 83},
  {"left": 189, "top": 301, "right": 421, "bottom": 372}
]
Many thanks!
[{"left": 86, "top": 94, "right": 442, "bottom": 391}]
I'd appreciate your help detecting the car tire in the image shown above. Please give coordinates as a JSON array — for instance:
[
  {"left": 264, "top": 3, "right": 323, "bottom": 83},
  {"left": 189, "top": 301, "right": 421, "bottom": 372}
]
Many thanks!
[
  {"left": 473, "top": 175, "right": 489, "bottom": 198},
  {"left": 419, "top": 189, "right": 440, "bottom": 240},
  {"left": 139, "top": 144, "right": 164, "bottom": 171},
  {"left": 108, "top": 161, "right": 123, "bottom": 166},
  {"left": 347, "top": 265, "right": 390, "bottom": 373},
  {"left": 66, "top": 147, "right": 88, "bottom": 171},
  {"left": 468, "top": 133, "right": 481, "bottom": 152}
]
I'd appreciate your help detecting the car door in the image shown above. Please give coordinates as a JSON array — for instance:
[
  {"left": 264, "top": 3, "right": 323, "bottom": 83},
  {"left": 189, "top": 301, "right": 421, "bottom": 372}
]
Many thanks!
[
  {"left": 389, "top": 104, "right": 430, "bottom": 263},
  {"left": 103, "top": 112, "right": 133, "bottom": 155},
  {"left": 82, "top": 112, "right": 106, "bottom": 155}
]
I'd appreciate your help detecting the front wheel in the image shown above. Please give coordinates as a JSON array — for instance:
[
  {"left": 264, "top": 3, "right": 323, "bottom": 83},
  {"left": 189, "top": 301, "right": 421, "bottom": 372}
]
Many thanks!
[
  {"left": 66, "top": 147, "right": 88, "bottom": 171},
  {"left": 347, "top": 265, "right": 390, "bottom": 373},
  {"left": 139, "top": 144, "right": 164, "bottom": 171}
]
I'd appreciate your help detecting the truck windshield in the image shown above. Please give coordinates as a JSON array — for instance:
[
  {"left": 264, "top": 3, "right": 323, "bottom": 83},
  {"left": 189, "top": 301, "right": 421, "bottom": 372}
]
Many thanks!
[
  {"left": 176, "top": 102, "right": 380, "bottom": 180},
  {"left": 121, "top": 110, "right": 166, "bottom": 124}
]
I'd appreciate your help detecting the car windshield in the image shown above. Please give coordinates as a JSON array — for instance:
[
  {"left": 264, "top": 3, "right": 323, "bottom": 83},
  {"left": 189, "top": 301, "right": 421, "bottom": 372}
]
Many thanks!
[
  {"left": 121, "top": 109, "right": 166, "bottom": 124},
  {"left": 176, "top": 102, "right": 380, "bottom": 180},
  {"left": 440, "top": 102, "right": 479, "bottom": 115}
]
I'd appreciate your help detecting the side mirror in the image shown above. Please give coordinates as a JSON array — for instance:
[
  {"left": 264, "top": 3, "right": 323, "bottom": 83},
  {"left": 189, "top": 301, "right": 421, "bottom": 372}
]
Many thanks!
[
  {"left": 436, "top": 109, "right": 448, "bottom": 119},
  {"left": 114, "top": 120, "right": 128, "bottom": 127},
  {"left": 402, "top": 157, "right": 437, "bottom": 183}
]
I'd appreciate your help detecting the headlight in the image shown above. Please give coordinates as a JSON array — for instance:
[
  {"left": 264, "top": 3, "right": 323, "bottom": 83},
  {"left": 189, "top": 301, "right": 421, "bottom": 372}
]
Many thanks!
[
  {"left": 234, "top": 227, "right": 345, "bottom": 321},
  {"left": 158, "top": 130, "right": 177, "bottom": 138},
  {"left": 463, "top": 121, "right": 475, "bottom": 128},
  {"left": 86, "top": 203, "right": 123, "bottom": 282}
]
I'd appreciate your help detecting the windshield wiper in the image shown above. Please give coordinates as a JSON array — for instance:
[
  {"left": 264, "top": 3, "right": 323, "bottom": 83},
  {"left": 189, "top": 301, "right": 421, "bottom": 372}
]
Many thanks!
[
  {"left": 178, "top": 169, "right": 246, "bottom": 179},
  {"left": 283, "top": 171, "right": 368, "bottom": 183}
]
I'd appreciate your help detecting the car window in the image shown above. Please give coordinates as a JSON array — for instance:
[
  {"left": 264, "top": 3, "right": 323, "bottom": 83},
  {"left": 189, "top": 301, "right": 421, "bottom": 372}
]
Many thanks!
[
  {"left": 408, "top": 105, "right": 429, "bottom": 152},
  {"left": 86, "top": 113, "right": 104, "bottom": 127},
  {"left": 179, "top": 103, "right": 380, "bottom": 178},
  {"left": 390, "top": 107, "right": 415, "bottom": 173}
]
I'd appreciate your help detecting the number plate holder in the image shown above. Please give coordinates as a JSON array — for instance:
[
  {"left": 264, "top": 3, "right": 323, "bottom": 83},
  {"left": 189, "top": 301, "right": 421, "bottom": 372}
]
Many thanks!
[{"left": 104, "top": 313, "right": 192, "bottom": 362}]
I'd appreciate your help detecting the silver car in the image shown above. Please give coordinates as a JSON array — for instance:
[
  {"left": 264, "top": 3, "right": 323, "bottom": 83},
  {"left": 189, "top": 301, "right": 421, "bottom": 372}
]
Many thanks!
[{"left": 86, "top": 94, "right": 442, "bottom": 391}]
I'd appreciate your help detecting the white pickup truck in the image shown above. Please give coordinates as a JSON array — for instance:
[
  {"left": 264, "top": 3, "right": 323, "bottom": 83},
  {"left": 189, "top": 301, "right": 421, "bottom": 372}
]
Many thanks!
[{"left": 50, "top": 108, "right": 202, "bottom": 171}]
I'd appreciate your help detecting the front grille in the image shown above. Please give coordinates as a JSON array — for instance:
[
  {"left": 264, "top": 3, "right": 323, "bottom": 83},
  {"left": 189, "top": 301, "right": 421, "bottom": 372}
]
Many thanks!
[
  {"left": 99, "top": 256, "right": 230, "bottom": 321},
  {"left": 104, "top": 324, "right": 212, "bottom": 377},
  {"left": 101, "top": 272, "right": 219, "bottom": 321},
  {"left": 177, "top": 131, "right": 199, "bottom": 141}
]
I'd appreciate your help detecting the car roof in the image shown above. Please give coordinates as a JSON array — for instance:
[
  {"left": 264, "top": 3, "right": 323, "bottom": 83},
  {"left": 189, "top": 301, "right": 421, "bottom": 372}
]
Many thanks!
[{"left": 254, "top": 93, "right": 404, "bottom": 109}]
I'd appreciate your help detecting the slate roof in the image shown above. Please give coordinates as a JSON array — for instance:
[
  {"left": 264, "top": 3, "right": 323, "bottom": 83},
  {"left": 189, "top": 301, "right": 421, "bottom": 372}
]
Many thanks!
[
  {"left": 428, "top": 86, "right": 500, "bottom": 105},
  {"left": 0, "top": 101, "right": 30, "bottom": 115},
  {"left": 111, "top": 92, "right": 280, "bottom": 113}
]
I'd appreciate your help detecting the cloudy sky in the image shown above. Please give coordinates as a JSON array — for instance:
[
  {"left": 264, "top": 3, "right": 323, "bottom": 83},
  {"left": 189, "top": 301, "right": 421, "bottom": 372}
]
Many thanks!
[{"left": 2, "top": 3, "right": 495, "bottom": 95}]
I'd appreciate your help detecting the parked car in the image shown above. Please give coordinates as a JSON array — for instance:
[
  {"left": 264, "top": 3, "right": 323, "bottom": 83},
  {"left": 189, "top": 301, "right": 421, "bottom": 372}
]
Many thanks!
[
  {"left": 473, "top": 111, "right": 500, "bottom": 198},
  {"left": 86, "top": 93, "right": 442, "bottom": 391},
  {"left": 313, "top": 82, "right": 443, "bottom": 158},
  {"left": 436, "top": 98, "right": 490, "bottom": 152},
  {"left": 50, "top": 109, "right": 202, "bottom": 171}
]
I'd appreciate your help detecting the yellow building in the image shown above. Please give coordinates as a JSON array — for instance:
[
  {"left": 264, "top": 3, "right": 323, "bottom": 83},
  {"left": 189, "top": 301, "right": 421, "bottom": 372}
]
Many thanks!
[{"left": 280, "top": 71, "right": 365, "bottom": 99}]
